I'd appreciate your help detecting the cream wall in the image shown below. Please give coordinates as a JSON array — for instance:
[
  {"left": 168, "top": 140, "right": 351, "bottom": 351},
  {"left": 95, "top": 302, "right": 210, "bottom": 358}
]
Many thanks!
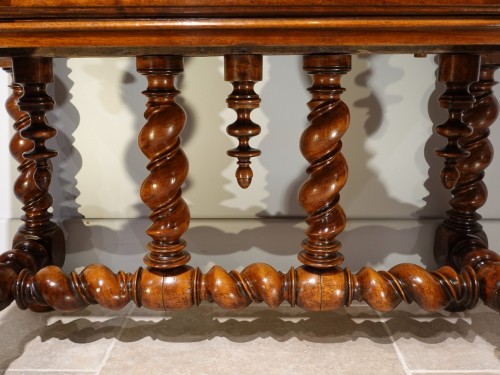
[{"left": 1, "top": 55, "right": 500, "bottom": 272}]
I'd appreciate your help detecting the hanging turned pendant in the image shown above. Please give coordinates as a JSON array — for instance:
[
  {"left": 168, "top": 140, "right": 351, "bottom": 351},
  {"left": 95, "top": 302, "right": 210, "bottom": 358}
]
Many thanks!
[{"left": 224, "top": 54, "right": 262, "bottom": 189}]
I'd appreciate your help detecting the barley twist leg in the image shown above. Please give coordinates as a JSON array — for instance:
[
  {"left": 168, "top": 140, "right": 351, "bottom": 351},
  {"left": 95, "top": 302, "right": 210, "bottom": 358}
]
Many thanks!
[
  {"left": 0, "top": 58, "right": 64, "bottom": 312},
  {"left": 137, "top": 55, "right": 191, "bottom": 270},
  {"left": 298, "top": 54, "right": 351, "bottom": 269},
  {"left": 434, "top": 54, "right": 499, "bottom": 311}
]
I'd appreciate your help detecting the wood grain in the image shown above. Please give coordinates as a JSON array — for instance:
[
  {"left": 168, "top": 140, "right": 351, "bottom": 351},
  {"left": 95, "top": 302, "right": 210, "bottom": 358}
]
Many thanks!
[
  {"left": 298, "top": 54, "right": 350, "bottom": 269},
  {"left": 0, "top": 18, "right": 498, "bottom": 57},
  {"left": 11, "top": 257, "right": 491, "bottom": 312},
  {"left": 224, "top": 54, "right": 262, "bottom": 189},
  {"left": 435, "top": 54, "right": 500, "bottom": 275},
  {"left": 0, "top": 1, "right": 498, "bottom": 317},
  {"left": 137, "top": 55, "right": 191, "bottom": 270}
]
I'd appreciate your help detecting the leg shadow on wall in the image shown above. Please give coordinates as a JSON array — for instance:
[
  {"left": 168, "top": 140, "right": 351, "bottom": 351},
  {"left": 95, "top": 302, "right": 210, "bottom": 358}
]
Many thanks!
[{"left": 44, "top": 55, "right": 450, "bottom": 274}]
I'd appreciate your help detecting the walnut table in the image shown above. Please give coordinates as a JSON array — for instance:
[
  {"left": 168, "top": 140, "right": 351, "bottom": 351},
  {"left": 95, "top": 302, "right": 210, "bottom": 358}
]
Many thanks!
[{"left": 0, "top": 1, "right": 499, "bottom": 314}]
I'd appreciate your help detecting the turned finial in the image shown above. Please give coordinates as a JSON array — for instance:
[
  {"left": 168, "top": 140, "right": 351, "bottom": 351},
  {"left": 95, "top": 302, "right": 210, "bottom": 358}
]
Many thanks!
[{"left": 224, "top": 54, "right": 262, "bottom": 189}]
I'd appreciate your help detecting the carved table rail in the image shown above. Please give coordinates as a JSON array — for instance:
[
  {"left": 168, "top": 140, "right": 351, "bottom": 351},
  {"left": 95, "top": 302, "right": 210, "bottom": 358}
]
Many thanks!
[{"left": 0, "top": 1, "right": 499, "bottom": 315}]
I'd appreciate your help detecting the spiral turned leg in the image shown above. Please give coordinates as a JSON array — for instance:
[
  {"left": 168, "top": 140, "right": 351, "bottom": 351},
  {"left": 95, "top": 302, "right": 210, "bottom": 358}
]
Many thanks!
[
  {"left": 433, "top": 53, "right": 500, "bottom": 311},
  {"left": 0, "top": 58, "right": 64, "bottom": 311},
  {"left": 10, "top": 57, "right": 65, "bottom": 268},
  {"left": 298, "top": 54, "right": 351, "bottom": 269},
  {"left": 435, "top": 54, "right": 499, "bottom": 268},
  {"left": 136, "top": 55, "right": 191, "bottom": 270},
  {"left": 224, "top": 54, "right": 262, "bottom": 189}
]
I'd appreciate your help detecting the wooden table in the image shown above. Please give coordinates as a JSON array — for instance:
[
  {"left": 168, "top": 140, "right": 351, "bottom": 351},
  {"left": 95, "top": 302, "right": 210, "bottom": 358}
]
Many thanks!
[{"left": 0, "top": 1, "right": 499, "bottom": 314}]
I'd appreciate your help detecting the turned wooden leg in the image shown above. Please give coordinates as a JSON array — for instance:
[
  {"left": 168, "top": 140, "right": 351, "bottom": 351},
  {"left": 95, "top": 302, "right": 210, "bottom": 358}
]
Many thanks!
[
  {"left": 224, "top": 54, "right": 262, "bottom": 189},
  {"left": 434, "top": 53, "right": 500, "bottom": 311},
  {"left": 434, "top": 54, "right": 484, "bottom": 268},
  {"left": 0, "top": 57, "right": 65, "bottom": 311},
  {"left": 10, "top": 57, "right": 65, "bottom": 268},
  {"left": 298, "top": 54, "right": 351, "bottom": 269},
  {"left": 136, "top": 55, "right": 191, "bottom": 270},
  {"left": 434, "top": 54, "right": 496, "bottom": 268}
]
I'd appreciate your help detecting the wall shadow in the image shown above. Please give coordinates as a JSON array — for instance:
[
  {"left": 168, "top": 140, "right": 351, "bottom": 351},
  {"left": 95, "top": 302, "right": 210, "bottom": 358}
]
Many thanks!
[
  {"left": 339, "top": 55, "right": 446, "bottom": 268},
  {"left": 181, "top": 56, "right": 267, "bottom": 218},
  {"left": 49, "top": 58, "right": 148, "bottom": 268},
  {"left": 417, "top": 55, "right": 452, "bottom": 219},
  {"left": 44, "top": 55, "right": 450, "bottom": 273},
  {"left": 49, "top": 59, "right": 94, "bottom": 259}
]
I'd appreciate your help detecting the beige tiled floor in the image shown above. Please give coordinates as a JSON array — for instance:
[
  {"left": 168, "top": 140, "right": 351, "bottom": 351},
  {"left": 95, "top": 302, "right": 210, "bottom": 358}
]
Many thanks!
[{"left": 0, "top": 302, "right": 498, "bottom": 375}]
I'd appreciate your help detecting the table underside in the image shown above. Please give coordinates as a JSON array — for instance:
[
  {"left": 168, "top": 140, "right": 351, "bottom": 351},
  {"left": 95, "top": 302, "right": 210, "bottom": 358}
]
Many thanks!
[
  {"left": 0, "top": 18, "right": 499, "bottom": 57},
  {"left": 0, "top": 2, "right": 499, "bottom": 56}
]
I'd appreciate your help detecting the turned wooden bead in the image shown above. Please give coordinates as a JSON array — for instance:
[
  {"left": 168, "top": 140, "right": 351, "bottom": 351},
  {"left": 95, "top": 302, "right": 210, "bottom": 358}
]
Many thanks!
[
  {"left": 12, "top": 57, "right": 54, "bottom": 84},
  {"left": 224, "top": 54, "right": 262, "bottom": 82},
  {"left": 240, "top": 263, "right": 285, "bottom": 309},
  {"left": 201, "top": 265, "right": 251, "bottom": 310},
  {"left": 439, "top": 54, "right": 480, "bottom": 84},
  {"left": 33, "top": 266, "right": 86, "bottom": 312},
  {"left": 295, "top": 266, "right": 346, "bottom": 311},
  {"left": 80, "top": 264, "right": 130, "bottom": 311},
  {"left": 0, "top": 264, "right": 18, "bottom": 310}
]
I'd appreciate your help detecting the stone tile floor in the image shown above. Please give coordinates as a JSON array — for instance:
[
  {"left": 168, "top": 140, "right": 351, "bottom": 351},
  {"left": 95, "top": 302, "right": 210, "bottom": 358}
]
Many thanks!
[{"left": 0, "top": 301, "right": 498, "bottom": 375}]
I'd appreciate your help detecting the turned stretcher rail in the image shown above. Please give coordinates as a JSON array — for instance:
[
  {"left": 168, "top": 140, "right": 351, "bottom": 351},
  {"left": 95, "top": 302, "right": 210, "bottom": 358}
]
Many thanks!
[{"left": 7, "top": 251, "right": 497, "bottom": 313}]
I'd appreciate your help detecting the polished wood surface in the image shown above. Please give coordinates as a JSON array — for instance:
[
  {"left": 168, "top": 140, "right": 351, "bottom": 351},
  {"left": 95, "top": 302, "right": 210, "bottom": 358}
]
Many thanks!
[
  {"left": 2, "top": 0, "right": 499, "bottom": 17},
  {"left": 0, "top": 2, "right": 498, "bottom": 56},
  {"left": 299, "top": 54, "right": 350, "bottom": 269},
  {"left": 12, "top": 261, "right": 481, "bottom": 313},
  {"left": 0, "top": 2, "right": 499, "bottom": 316},
  {"left": 224, "top": 54, "right": 262, "bottom": 189},
  {"left": 137, "top": 55, "right": 191, "bottom": 270}
]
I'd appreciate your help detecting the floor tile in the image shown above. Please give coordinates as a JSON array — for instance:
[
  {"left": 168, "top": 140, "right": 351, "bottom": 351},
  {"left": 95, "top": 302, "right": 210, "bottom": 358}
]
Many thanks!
[
  {"left": 101, "top": 304, "right": 405, "bottom": 375},
  {"left": 0, "top": 303, "right": 131, "bottom": 372},
  {"left": 0, "top": 300, "right": 497, "bottom": 374},
  {"left": 382, "top": 303, "right": 500, "bottom": 372},
  {"left": 4, "top": 372, "right": 97, "bottom": 375},
  {"left": 411, "top": 372, "right": 500, "bottom": 375}
]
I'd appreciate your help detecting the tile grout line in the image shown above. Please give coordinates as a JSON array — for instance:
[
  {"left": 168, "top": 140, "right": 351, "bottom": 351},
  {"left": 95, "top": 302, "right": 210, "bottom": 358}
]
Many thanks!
[
  {"left": 379, "top": 314, "right": 413, "bottom": 375},
  {"left": 412, "top": 371, "right": 500, "bottom": 374},
  {"left": 3, "top": 370, "right": 97, "bottom": 373},
  {"left": 411, "top": 370, "right": 500, "bottom": 374},
  {"left": 95, "top": 304, "right": 136, "bottom": 375},
  {"left": 380, "top": 312, "right": 500, "bottom": 375}
]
